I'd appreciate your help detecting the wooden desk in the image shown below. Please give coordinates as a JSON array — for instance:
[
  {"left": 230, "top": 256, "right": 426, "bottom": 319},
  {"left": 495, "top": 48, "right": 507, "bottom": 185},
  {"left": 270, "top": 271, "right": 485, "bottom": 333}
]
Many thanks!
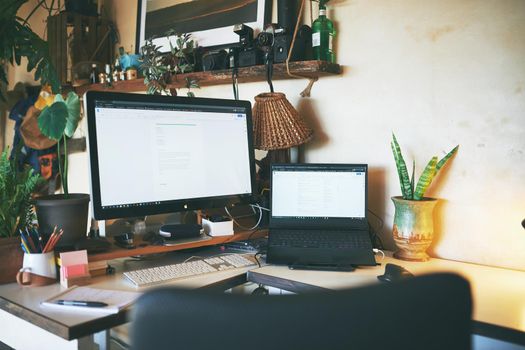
[
  {"left": 247, "top": 254, "right": 525, "bottom": 346},
  {"left": 0, "top": 246, "right": 254, "bottom": 350}
]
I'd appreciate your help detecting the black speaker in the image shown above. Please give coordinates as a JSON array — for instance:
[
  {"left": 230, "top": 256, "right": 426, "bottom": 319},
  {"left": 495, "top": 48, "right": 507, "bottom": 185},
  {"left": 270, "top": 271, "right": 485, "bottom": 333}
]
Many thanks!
[{"left": 277, "top": 0, "right": 299, "bottom": 35}]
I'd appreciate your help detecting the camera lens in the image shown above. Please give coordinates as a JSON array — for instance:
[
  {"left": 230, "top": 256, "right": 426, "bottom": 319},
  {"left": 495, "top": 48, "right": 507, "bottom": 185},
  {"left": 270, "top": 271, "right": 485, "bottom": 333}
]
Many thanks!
[{"left": 257, "top": 32, "right": 273, "bottom": 48}]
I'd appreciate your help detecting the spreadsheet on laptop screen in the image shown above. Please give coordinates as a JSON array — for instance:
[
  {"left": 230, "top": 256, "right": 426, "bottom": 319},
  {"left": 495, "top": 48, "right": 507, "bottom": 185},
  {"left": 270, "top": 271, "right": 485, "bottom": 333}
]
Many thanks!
[{"left": 271, "top": 169, "right": 366, "bottom": 219}]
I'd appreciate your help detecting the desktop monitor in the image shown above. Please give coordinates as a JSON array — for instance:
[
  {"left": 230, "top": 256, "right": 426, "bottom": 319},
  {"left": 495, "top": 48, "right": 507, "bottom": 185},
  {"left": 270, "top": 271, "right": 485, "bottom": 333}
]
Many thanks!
[{"left": 84, "top": 91, "right": 256, "bottom": 221}]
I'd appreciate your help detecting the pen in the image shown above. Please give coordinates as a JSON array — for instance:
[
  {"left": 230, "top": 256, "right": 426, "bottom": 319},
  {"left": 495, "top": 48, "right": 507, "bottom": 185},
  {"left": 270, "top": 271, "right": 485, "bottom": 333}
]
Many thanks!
[{"left": 55, "top": 300, "right": 109, "bottom": 307}]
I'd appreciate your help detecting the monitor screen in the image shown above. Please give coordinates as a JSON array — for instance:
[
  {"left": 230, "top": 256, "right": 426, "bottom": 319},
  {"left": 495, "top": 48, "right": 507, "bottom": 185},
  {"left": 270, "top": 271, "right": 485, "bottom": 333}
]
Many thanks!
[
  {"left": 270, "top": 164, "right": 368, "bottom": 229},
  {"left": 85, "top": 91, "right": 255, "bottom": 220}
]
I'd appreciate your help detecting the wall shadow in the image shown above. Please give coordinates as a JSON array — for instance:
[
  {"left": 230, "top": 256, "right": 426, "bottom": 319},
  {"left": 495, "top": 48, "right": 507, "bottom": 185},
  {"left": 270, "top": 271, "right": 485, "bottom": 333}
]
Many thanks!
[
  {"left": 296, "top": 97, "right": 329, "bottom": 150},
  {"left": 368, "top": 166, "right": 394, "bottom": 250},
  {"left": 427, "top": 198, "right": 447, "bottom": 256}
]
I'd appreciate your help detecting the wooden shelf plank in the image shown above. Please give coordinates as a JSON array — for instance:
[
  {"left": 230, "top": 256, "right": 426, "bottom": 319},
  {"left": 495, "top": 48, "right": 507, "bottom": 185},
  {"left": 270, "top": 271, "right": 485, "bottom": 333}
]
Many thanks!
[
  {"left": 88, "top": 229, "right": 267, "bottom": 262},
  {"left": 74, "top": 61, "right": 342, "bottom": 95}
]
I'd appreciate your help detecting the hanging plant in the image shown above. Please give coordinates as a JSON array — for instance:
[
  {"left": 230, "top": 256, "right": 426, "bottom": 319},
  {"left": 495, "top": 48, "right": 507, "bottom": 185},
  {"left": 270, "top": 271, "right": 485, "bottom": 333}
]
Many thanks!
[
  {"left": 140, "top": 31, "right": 199, "bottom": 96},
  {"left": 0, "top": 0, "right": 61, "bottom": 101}
]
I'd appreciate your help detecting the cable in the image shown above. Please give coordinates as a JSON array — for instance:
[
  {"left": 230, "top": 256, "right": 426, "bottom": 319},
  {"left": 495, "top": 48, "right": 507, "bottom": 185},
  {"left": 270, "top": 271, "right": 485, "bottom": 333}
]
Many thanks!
[
  {"left": 265, "top": 53, "right": 274, "bottom": 93},
  {"left": 254, "top": 252, "right": 262, "bottom": 268},
  {"left": 368, "top": 209, "right": 384, "bottom": 230},
  {"left": 367, "top": 209, "right": 385, "bottom": 249},
  {"left": 250, "top": 203, "right": 270, "bottom": 212},
  {"left": 224, "top": 205, "right": 263, "bottom": 231},
  {"left": 232, "top": 67, "right": 239, "bottom": 100},
  {"left": 373, "top": 248, "right": 385, "bottom": 260}
]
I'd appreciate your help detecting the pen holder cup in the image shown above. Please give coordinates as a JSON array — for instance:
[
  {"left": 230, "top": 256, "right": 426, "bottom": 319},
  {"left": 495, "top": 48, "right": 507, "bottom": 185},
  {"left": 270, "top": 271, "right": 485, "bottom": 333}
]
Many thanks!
[{"left": 16, "top": 252, "right": 57, "bottom": 287}]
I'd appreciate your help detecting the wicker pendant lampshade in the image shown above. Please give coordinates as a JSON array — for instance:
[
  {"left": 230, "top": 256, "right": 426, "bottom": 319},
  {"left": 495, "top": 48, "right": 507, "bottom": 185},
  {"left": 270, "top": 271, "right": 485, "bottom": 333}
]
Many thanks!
[{"left": 252, "top": 92, "right": 313, "bottom": 150}]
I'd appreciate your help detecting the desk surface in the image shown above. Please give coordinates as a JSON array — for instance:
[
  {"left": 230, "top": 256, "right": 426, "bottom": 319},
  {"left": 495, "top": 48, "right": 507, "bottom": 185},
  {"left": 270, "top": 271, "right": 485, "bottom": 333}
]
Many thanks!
[
  {"left": 0, "top": 247, "right": 252, "bottom": 341},
  {"left": 248, "top": 254, "right": 525, "bottom": 345},
  {"left": 3, "top": 248, "right": 525, "bottom": 346}
]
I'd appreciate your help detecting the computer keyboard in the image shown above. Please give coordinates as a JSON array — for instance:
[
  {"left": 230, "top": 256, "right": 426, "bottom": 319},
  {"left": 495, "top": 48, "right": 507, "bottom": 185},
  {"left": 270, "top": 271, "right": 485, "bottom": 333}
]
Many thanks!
[
  {"left": 123, "top": 254, "right": 257, "bottom": 287},
  {"left": 270, "top": 230, "right": 372, "bottom": 250}
]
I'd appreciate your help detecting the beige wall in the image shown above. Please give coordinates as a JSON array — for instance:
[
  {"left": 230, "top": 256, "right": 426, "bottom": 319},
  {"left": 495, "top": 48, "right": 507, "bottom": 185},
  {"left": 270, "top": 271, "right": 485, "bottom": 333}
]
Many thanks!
[{"left": 7, "top": 0, "right": 525, "bottom": 270}]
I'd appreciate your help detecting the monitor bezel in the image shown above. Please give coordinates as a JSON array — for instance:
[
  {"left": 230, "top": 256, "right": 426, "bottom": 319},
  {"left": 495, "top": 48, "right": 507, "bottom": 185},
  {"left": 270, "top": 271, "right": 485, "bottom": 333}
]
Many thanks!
[
  {"left": 269, "top": 163, "right": 369, "bottom": 230},
  {"left": 85, "top": 91, "right": 256, "bottom": 220}
]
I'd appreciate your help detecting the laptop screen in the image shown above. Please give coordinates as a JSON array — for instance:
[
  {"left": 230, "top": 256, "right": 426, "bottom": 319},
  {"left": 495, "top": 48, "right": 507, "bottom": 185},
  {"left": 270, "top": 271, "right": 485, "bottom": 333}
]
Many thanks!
[{"left": 270, "top": 164, "right": 368, "bottom": 229}]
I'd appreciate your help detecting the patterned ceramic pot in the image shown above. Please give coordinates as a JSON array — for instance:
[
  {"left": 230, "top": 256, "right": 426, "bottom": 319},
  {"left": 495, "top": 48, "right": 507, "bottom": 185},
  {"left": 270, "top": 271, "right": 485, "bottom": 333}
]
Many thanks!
[{"left": 391, "top": 196, "right": 438, "bottom": 262}]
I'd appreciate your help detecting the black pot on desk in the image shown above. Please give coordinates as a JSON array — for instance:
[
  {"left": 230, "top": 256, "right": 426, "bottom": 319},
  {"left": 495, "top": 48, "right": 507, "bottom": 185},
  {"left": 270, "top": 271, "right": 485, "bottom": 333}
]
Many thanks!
[{"left": 34, "top": 194, "right": 90, "bottom": 249}]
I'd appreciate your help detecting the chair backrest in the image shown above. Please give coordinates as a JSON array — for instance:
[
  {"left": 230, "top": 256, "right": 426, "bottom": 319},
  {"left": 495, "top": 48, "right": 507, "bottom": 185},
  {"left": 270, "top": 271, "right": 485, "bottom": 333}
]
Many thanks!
[{"left": 130, "top": 273, "right": 472, "bottom": 350}]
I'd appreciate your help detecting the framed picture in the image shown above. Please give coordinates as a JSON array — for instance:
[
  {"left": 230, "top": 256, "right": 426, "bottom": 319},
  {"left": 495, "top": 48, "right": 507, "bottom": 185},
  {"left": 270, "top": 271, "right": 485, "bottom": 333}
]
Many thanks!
[{"left": 136, "top": 0, "right": 272, "bottom": 52}]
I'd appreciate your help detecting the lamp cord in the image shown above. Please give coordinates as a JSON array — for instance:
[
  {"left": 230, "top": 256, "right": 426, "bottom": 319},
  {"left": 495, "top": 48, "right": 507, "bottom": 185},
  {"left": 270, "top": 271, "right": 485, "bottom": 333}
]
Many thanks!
[
  {"left": 265, "top": 53, "right": 274, "bottom": 93},
  {"left": 232, "top": 67, "right": 239, "bottom": 100}
]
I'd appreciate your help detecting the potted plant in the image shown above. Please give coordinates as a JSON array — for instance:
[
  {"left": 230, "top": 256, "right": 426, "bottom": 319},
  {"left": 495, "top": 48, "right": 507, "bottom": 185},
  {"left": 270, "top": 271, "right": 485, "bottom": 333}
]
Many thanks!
[
  {"left": 32, "top": 91, "right": 90, "bottom": 248},
  {"left": 390, "top": 133, "right": 458, "bottom": 261},
  {"left": 0, "top": 0, "right": 60, "bottom": 101},
  {"left": 140, "top": 31, "right": 199, "bottom": 96},
  {"left": 0, "top": 148, "right": 41, "bottom": 283}
]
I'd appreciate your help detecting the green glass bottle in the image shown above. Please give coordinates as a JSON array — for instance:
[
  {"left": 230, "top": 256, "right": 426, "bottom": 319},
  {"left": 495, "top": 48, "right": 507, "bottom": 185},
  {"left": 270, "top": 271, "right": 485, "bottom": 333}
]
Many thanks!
[{"left": 312, "top": 1, "right": 335, "bottom": 62}]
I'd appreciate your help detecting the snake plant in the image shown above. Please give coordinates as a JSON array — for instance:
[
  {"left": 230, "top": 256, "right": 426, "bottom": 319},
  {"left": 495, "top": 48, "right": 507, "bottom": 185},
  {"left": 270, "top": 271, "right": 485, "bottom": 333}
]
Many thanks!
[{"left": 391, "top": 133, "right": 458, "bottom": 200}]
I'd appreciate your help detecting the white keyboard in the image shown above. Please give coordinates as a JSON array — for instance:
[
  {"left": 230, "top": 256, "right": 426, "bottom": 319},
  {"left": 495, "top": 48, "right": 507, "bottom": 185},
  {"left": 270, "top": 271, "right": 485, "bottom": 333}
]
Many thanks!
[{"left": 123, "top": 254, "right": 257, "bottom": 287}]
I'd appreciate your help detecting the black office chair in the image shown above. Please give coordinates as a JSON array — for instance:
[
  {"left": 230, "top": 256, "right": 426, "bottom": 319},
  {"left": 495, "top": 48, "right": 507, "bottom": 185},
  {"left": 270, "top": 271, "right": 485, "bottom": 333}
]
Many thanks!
[{"left": 130, "top": 273, "right": 472, "bottom": 350}]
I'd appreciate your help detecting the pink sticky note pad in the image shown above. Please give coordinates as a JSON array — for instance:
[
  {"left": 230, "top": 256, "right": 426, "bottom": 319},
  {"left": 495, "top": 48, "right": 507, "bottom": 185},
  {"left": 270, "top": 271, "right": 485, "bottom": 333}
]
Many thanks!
[
  {"left": 62, "top": 264, "right": 89, "bottom": 278},
  {"left": 60, "top": 250, "right": 88, "bottom": 267}
]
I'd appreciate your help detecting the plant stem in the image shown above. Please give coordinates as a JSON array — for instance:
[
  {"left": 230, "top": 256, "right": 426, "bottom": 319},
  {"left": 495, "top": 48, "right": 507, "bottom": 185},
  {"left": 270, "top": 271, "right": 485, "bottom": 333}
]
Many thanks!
[
  {"left": 57, "top": 136, "right": 64, "bottom": 193},
  {"left": 62, "top": 134, "right": 68, "bottom": 194}
]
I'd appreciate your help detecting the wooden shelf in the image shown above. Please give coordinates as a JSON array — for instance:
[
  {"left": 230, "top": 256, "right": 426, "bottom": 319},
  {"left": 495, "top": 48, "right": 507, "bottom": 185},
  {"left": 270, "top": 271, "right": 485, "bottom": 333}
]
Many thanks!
[
  {"left": 73, "top": 60, "right": 341, "bottom": 95},
  {"left": 88, "top": 229, "right": 267, "bottom": 262}
]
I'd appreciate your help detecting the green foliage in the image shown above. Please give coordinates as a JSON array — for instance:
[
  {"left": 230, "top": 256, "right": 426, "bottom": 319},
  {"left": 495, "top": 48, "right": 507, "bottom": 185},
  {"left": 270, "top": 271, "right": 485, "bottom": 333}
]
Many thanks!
[
  {"left": 391, "top": 133, "right": 459, "bottom": 200},
  {"left": 140, "top": 32, "right": 199, "bottom": 96},
  {"left": 38, "top": 92, "right": 80, "bottom": 140},
  {"left": 0, "top": 0, "right": 60, "bottom": 101},
  {"left": 0, "top": 148, "right": 41, "bottom": 238},
  {"left": 37, "top": 92, "right": 81, "bottom": 194}
]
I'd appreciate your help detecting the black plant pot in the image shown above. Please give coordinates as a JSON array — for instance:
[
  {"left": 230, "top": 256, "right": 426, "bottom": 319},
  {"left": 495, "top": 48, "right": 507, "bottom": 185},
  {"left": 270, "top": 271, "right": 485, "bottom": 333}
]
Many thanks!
[{"left": 34, "top": 194, "right": 90, "bottom": 249}]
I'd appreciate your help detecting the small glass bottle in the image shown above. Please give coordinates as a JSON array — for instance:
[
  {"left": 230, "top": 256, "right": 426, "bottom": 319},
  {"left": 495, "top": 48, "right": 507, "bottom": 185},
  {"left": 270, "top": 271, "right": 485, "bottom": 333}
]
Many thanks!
[
  {"left": 312, "top": 1, "right": 336, "bottom": 63},
  {"left": 90, "top": 63, "right": 97, "bottom": 84},
  {"left": 105, "top": 64, "right": 112, "bottom": 86},
  {"left": 113, "top": 59, "right": 120, "bottom": 82}
]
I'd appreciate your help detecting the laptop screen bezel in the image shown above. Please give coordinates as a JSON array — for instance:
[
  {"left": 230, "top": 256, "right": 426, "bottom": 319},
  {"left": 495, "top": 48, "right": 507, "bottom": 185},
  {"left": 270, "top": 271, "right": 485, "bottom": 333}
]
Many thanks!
[{"left": 269, "top": 163, "right": 368, "bottom": 230}]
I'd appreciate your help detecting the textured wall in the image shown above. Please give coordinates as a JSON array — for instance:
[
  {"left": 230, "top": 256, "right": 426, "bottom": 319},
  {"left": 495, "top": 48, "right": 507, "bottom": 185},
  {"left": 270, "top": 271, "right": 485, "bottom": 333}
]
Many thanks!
[{"left": 8, "top": 0, "right": 525, "bottom": 270}]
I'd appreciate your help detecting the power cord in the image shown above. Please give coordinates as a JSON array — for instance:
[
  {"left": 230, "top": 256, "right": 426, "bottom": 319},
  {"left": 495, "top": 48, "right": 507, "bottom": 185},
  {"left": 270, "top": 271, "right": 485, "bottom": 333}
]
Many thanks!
[
  {"left": 224, "top": 204, "right": 264, "bottom": 231},
  {"left": 373, "top": 248, "right": 385, "bottom": 260},
  {"left": 232, "top": 67, "right": 239, "bottom": 100}
]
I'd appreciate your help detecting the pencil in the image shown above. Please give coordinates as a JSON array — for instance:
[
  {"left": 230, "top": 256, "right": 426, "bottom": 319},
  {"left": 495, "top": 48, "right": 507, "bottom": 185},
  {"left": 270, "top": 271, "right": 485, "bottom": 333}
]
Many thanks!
[
  {"left": 20, "top": 236, "right": 31, "bottom": 254},
  {"left": 21, "top": 229, "right": 37, "bottom": 253},
  {"left": 43, "top": 226, "right": 58, "bottom": 253}
]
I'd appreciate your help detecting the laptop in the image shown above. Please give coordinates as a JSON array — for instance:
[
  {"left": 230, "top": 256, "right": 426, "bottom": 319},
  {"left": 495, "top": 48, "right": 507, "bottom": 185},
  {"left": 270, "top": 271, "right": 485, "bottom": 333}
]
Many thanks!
[{"left": 267, "top": 163, "right": 376, "bottom": 271}]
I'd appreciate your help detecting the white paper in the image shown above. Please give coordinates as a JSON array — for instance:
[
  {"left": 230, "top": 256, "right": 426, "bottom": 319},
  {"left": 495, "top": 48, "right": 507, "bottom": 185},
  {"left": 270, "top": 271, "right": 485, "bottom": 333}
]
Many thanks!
[{"left": 41, "top": 286, "right": 141, "bottom": 315}]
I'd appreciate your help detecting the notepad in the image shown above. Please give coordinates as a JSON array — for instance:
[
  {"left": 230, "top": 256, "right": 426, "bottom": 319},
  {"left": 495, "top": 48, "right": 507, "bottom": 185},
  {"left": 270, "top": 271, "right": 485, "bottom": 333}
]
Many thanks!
[{"left": 41, "top": 286, "right": 141, "bottom": 315}]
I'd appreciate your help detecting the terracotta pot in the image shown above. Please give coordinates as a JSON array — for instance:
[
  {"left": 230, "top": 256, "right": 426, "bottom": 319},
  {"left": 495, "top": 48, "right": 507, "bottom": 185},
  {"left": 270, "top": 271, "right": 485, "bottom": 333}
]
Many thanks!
[
  {"left": 0, "top": 237, "right": 24, "bottom": 284},
  {"left": 391, "top": 196, "right": 438, "bottom": 262}
]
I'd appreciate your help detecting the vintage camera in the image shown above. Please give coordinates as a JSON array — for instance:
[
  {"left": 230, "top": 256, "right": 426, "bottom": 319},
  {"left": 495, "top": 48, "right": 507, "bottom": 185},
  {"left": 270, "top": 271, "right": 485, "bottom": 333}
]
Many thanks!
[
  {"left": 202, "top": 50, "right": 229, "bottom": 71},
  {"left": 233, "top": 24, "right": 263, "bottom": 67},
  {"left": 257, "top": 24, "right": 312, "bottom": 63}
]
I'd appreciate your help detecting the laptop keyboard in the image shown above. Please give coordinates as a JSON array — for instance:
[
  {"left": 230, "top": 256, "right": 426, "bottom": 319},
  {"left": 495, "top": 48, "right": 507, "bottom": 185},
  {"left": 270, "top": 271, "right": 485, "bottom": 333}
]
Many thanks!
[{"left": 269, "top": 230, "right": 372, "bottom": 250}]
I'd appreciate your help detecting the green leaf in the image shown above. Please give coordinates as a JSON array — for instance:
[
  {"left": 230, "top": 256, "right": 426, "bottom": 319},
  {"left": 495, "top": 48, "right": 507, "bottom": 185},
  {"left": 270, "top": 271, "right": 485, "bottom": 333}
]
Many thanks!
[
  {"left": 38, "top": 101, "right": 68, "bottom": 140},
  {"left": 391, "top": 133, "right": 413, "bottom": 199},
  {"left": 414, "top": 156, "right": 437, "bottom": 200},
  {"left": 64, "top": 92, "right": 81, "bottom": 137},
  {"left": 436, "top": 145, "right": 459, "bottom": 172},
  {"left": 410, "top": 160, "right": 415, "bottom": 197}
]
